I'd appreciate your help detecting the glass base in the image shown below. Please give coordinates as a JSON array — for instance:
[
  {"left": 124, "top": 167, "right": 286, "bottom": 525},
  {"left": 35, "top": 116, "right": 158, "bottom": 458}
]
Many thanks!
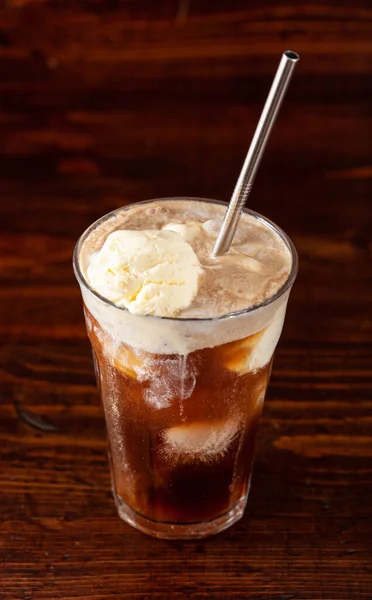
[{"left": 114, "top": 495, "right": 248, "bottom": 539}]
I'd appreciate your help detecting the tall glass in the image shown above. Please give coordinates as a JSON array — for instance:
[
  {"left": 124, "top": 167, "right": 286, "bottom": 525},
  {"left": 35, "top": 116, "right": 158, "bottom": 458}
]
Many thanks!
[{"left": 73, "top": 198, "right": 298, "bottom": 539}]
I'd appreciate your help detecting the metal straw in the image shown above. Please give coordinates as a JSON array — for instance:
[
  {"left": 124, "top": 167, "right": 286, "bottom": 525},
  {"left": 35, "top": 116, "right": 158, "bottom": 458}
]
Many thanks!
[{"left": 212, "top": 50, "right": 299, "bottom": 257}]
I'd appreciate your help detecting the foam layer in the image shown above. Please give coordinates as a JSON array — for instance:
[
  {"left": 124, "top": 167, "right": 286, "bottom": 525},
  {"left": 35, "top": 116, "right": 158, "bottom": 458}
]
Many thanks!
[
  {"left": 77, "top": 199, "right": 293, "bottom": 356},
  {"left": 81, "top": 282, "right": 289, "bottom": 356},
  {"left": 80, "top": 199, "right": 291, "bottom": 319}
]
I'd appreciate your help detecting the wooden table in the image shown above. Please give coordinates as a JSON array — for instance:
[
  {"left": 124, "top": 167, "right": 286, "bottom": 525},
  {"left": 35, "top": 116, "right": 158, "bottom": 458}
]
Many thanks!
[{"left": 1, "top": 2, "right": 371, "bottom": 598}]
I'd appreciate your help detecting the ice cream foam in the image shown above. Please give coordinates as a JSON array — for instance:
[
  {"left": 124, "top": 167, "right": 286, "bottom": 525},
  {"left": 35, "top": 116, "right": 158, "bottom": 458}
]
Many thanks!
[
  {"left": 80, "top": 284, "right": 289, "bottom": 356},
  {"left": 76, "top": 199, "right": 294, "bottom": 356},
  {"left": 87, "top": 229, "right": 202, "bottom": 318},
  {"left": 79, "top": 199, "right": 292, "bottom": 319}
]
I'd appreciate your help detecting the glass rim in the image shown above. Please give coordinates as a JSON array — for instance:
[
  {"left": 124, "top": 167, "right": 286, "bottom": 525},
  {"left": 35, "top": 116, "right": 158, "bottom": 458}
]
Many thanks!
[{"left": 73, "top": 197, "right": 298, "bottom": 323}]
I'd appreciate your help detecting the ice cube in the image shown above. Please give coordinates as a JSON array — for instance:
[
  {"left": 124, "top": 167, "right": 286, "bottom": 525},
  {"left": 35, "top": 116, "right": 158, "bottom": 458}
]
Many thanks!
[
  {"left": 219, "top": 331, "right": 262, "bottom": 373},
  {"left": 255, "top": 388, "right": 266, "bottom": 412},
  {"left": 84, "top": 310, "right": 93, "bottom": 333},
  {"left": 161, "top": 418, "right": 239, "bottom": 463},
  {"left": 114, "top": 345, "right": 144, "bottom": 380},
  {"left": 115, "top": 349, "right": 198, "bottom": 411},
  {"left": 221, "top": 305, "right": 286, "bottom": 374},
  {"left": 247, "top": 314, "right": 285, "bottom": 372}
]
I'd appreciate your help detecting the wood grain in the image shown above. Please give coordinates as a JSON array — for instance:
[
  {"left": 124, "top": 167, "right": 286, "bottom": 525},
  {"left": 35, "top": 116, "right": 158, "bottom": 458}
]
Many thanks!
[{"left": 0, "top": 1, "right": 371, "bottom": 598}]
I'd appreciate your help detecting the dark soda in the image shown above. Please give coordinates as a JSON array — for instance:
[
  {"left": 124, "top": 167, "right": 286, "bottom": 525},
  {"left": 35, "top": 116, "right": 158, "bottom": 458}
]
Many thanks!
[{"left": 85, "top": 306, "right": 272, "bottom": 532}]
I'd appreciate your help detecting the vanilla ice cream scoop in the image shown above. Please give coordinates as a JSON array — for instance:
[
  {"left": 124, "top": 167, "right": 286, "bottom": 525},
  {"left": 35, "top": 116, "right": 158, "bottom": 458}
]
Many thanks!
[
  {"left": 86, "top": 229, "right": 202, "bottom": 317},
  {"left": 162, "top": 221, "right": 205, "bottom": 243}
]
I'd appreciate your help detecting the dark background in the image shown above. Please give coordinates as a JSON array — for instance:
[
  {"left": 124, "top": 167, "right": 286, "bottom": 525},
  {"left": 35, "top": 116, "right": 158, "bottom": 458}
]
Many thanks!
[{"left": 0, "top": 1, "right": 371, "bottom": 598}]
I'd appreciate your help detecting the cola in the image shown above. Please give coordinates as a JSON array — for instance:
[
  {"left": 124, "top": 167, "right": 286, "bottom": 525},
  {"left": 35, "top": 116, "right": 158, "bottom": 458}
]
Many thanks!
[{"left": 85, "top": 307, "right": 272, "bottom": 532}]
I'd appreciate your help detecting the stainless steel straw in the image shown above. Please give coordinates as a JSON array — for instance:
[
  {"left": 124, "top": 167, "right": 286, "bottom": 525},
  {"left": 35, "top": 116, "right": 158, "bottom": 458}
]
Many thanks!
[{"left": 212, "top": 50, "right": 299, "bottom": 257}]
